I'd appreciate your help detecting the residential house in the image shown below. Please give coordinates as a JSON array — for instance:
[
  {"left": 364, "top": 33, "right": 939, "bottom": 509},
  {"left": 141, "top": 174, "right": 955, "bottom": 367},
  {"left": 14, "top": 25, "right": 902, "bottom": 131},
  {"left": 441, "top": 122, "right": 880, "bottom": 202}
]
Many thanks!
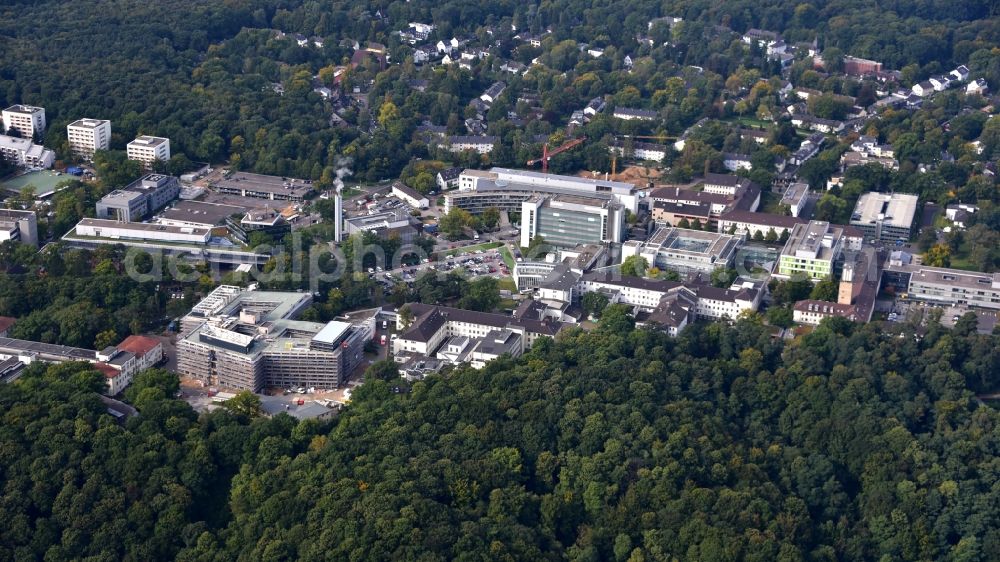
[
  {"left": 447, "top": 136, "right": 496, "bottom": 154},
  {"left": 722, "top": 153, "right": 752, "bottom": 172},
  {"left": 928, "top": 76, "right": 951, "bottom": 91},
  {"left": 790, "top": 115, "right": 845, "bottom": 134},
  {"left": 583, "top": 97, "right": 606, "bottom": 116},
  {"left": 436, "top": 167, "right": 463, "bottom": 191},
  {"left": 912, "top": 81, "right": 935, "bottom": 97},
  {"left": 967, "top": 79, "right": 988, "bottom": 96},
  {"left": 480, "top": 81, "right": 507, "bottom": 105}
]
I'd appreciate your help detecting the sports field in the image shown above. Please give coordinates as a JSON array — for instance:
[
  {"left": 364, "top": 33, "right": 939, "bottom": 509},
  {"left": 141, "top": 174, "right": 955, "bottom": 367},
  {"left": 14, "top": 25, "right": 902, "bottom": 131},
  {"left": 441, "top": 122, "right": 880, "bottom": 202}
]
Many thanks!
[{"left": 1, "top": 170, "right": 73, "bottom": 197}]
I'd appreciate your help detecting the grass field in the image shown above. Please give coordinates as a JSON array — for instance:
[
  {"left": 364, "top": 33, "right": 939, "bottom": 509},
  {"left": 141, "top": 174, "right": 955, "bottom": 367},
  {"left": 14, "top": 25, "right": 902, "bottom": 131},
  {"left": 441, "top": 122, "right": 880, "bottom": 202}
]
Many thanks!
[
  {"left": 759, "top": 190, "right": 786, "bottom": 214},
  {"left": 498, "top": 245, "right": 516, "bottom": 269},
  {"left": 721, "top": 116, "right": 773, "bottom": 129}
]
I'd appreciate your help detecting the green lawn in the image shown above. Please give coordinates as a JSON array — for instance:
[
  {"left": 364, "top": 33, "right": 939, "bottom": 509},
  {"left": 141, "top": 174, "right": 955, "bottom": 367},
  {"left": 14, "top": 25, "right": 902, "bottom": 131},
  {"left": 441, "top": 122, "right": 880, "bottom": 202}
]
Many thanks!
[
  {"left": 947, "top": 255, "right": 979, "bottom": 272},
  {"left": 759, "top": 190, "right": 786, "bottom": 214},
  {"left": 721, "top": 116, "right": 773, "bottom": 129},
  {"left": 498, "top": 246, "right": 515, "bottom": 269}
]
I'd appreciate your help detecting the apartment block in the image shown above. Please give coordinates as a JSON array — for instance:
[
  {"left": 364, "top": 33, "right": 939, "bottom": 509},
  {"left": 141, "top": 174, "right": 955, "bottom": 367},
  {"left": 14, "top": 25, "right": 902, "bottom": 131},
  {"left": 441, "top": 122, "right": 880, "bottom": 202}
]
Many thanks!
[
  {"left": 126, "top": 135, "right": 170, "bottom": 168},
  {"left": 0, "top": 134, "right": 55, "bottom": 169},
  {"left": 67, "top": 118, "right": 111, "bottom": 159},
  {"left": 2, "top": 105, "right": 46, "bottom": 139}
]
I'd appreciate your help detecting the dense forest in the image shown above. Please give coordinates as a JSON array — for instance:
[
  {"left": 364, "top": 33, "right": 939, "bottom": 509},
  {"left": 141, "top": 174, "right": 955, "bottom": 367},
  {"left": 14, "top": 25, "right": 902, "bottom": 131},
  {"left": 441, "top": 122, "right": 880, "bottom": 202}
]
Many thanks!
[
  {"left": 1, "top": 311, "right": 999, "bottom": 561},
  {"left": 1, "top": 0, "right": 997, "bottom": 184}
]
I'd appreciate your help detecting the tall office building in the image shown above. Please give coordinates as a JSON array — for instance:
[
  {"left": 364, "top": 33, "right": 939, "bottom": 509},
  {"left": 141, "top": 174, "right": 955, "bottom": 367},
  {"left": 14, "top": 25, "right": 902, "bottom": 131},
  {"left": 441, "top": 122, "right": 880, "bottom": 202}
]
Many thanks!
[
  {"left": 2, "top": 105, "right": 46, "bottom": 139},
  {"left": 67, "top": 118, "right": 111, "bottom": 159},
  {"left": 126, "top": 135, "right": 170, "bottom": 168},
  {"left": 520, "top": 195, "right": 625, "bottom": 248}
]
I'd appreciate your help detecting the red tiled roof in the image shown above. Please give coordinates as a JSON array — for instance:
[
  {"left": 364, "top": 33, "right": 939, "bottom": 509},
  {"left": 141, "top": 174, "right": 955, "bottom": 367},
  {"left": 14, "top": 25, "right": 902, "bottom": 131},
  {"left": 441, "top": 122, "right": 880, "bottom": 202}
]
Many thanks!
[
  {"left": 94, "top": 362, "right": 121, "bottom": 379},
  {"left": 117, "top": 335, "right": 161, "bottom": 357},
  {"left": 0, "top": 316, "right": 15, "bottom": 334}
]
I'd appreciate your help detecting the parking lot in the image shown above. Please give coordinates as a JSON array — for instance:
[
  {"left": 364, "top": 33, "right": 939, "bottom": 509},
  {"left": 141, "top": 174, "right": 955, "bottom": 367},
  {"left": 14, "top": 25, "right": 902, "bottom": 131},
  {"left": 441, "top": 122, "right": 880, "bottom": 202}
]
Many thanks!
[
  {"left": 367, "top": 245, "right": 512, "bottom": 293},
  {"left": 886, "top": 298, "right": 998, "bottom": 333}
]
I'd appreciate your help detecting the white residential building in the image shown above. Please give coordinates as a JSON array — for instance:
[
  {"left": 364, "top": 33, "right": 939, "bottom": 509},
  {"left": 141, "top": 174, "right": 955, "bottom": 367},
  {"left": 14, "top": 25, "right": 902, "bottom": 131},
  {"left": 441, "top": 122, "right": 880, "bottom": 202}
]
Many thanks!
[
  {"left": 911, "top": 81, "right": 934, "bottom": 97},
  {"left": 127, "top": 136, "right": 171, "bottom": 168},
  {"left": 2, "top": 105, "right": 46, "bottom": 139},
  {"left": 722, "top": 153, "right": 752, "bottom": 172},
  {"left": 447, "top": 136, "right": 496, "bottom": 154},
  {"left": 780, "top": 182, "right": 810, "bottom": 218},
  {"left": 0, "top": 134, "right": 55, "bottom": 169},
  {"left": 967, "top": 79, "right": 988, "bottom": 96},
  {"left": 67, "top": 118, "right": 111, "bottom": 159}
]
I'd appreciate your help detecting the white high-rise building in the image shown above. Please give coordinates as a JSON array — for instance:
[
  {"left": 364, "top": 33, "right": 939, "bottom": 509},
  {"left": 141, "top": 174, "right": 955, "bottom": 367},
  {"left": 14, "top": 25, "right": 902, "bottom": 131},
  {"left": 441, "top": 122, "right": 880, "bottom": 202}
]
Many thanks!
[
  {"left": 67, "top": 118, "right": 111, "bottom": 159},
  {"left": 2, "top": 105, "right": 46, "bottom": 140},
  {"left": 126, "top": 135, "right": 170, "bottom": 168}
]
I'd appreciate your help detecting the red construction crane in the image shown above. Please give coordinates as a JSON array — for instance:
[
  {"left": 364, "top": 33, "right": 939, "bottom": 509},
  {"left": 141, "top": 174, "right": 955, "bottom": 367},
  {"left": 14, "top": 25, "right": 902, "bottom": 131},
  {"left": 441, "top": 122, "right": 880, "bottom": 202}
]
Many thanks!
[{"left": 527, "top": 136, "right": 586, "bottom": 174}]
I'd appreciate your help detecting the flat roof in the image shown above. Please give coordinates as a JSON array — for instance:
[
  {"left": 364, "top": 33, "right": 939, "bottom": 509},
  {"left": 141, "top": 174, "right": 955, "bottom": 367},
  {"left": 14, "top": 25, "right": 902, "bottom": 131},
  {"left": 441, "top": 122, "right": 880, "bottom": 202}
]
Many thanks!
[
  {"left": 782, "top": 221, "right": 843, "bottom": 261},
  {"left": 549, "top": 194, "right": 614, "bottom": 208},
  {"left": 456, "top": 179, "right": 615, "bottom": 203},
  {"left": 211, "top": 172, "right": 313, "bottom": 196},
  {"left": 77, "top": 218, "right": 211, "bottom": 236},
  {"left": 346, "top": 210, "right": 411, "bottom": 229},
  {"left": 889, "top": 262, "right": 1000, "bottom": 291},
  {"left": 159, "top": 200, "right": 245, "bottom": 226},
  {"left": 129, "top": 135, "right": 169, "bottom": 147},
  {"left": 781, "top": 182, "right": 809, "bottom": 204},
  {"left": 490, "top": 167, "right": 636, "bottom": 191},
  {"left": 68, "top": 118, "right": 109, "bottom": 129},
  {"left": 0, "top": 336, "right": 96, "bottom": 361},
  {"left": 0, "top": 209, "right": 35, "bottom": 221},
  {"left": 851, "top": 192, "right": 918, "bottom": 228},
  {"left": 100, "top": 190, "right": 146, "bottom": 203},
  {"left": 3, "top": 104, "right": 43, "bottom": 114},
  {"left": 312, "top": 321, "right": 352, "bottom": 345}
]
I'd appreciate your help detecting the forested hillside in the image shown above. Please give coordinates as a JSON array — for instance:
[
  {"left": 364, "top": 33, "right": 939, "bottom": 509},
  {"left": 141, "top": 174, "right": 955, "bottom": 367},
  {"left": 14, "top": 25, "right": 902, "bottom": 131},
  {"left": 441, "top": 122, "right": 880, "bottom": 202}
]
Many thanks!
[
  {"left": 1, "top": 0, "right": 997, "bottom": 182},
  {"left": 2, "top": 311, "right": 999, "bottom": 561}
]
